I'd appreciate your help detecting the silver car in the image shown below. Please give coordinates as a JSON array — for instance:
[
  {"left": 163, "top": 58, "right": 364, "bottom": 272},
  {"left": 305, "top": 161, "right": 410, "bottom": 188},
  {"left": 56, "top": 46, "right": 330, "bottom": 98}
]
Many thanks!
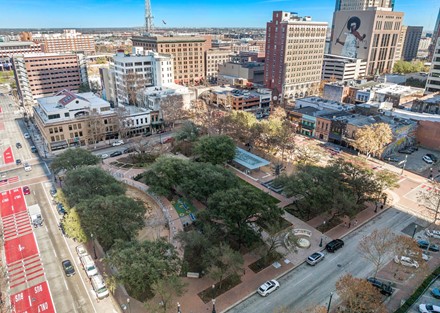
[{"left": 307, "top": 252, "right": 325, "bottom": 266}]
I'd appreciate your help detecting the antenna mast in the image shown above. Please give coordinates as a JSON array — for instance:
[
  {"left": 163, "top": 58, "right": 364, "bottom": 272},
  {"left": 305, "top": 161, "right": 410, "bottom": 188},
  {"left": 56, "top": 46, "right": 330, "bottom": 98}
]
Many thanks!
[{"left": 145, "top": 0, "right": 154, "bottom": 34}]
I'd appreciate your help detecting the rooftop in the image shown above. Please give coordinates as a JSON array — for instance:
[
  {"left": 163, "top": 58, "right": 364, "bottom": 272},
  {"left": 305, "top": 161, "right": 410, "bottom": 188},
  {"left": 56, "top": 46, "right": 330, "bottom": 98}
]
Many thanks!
[
  {"left": 0, "top": 41, "right": 40, "bottom": 47},
  {"left": 296, "top": 97, "right": 355, "bottom": 111}
]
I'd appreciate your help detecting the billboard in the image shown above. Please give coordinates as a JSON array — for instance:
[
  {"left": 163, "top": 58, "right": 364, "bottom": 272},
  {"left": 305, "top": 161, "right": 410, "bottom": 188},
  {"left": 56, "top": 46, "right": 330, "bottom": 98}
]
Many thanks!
[{"left": 331, "top": 10, "right": 375, "bottom": 60}]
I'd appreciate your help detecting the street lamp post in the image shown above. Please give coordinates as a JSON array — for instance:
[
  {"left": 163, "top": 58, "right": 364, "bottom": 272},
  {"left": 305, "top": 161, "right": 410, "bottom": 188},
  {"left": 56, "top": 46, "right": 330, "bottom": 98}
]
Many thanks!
[
  {"left": 127, "top": 298, "right": 131, "bottom": 313},
  {"left": 400, "top": 155, "right": 408, "bottom": 175},
  {"left": 327, "top": 292, "right": 333, "bottom": 313},
  {"left": 412, "top": 225, "right": 418, "bottom": 239},
  {"left": 212, "top": 299, "right": 216, "bottom": 313},
  {"left": 91, "top": 233, "right": 97, "bottom": 259}
]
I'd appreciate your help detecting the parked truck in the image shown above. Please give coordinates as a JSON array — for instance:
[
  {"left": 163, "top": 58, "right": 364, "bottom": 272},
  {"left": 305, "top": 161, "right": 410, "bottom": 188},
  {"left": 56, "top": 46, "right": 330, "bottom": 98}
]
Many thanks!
[{"left": 28, "top": 204, "right": 43, "bottom": 227}]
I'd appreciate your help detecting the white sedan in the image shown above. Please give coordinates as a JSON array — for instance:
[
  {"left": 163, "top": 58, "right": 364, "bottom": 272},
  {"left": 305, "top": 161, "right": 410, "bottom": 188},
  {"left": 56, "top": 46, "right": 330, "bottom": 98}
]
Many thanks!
[
  {"left": 425, "top": 229, "right": 440, "bottom": 239},
  {"left": 257, "top": 280, "right": 280, "bottom": 297},
  {"left": 112, "top": 140, "right": 124, "bottom": 147},
  {"left": 100, "top": 154, "right": 109, "bottom": 159},
  {"left": 394, "top": 255, "right": 419, "bottom": 268},
  {"left": 419, "top": 304, "right": 440, "bottom": 313}
]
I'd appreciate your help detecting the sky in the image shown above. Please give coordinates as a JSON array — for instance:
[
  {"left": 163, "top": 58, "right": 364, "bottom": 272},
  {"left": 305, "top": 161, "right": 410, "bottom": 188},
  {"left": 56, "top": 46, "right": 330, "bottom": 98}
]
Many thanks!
[{"left": 0, "top": 0, "right": 439, "bottom": 31}]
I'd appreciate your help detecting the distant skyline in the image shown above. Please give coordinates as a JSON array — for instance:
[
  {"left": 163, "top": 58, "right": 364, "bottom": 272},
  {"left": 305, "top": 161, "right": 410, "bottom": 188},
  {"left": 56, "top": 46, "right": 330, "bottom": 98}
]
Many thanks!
[{"left": 1, "top": 0, "right": 439, "bottom": 31}]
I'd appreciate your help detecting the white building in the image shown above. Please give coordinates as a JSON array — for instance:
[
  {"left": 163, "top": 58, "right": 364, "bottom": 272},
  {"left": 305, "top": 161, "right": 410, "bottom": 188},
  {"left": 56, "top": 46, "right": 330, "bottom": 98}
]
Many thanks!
[
  {"left": 295, "top": 96, "right": 355, "bottom": 111},
  {"left": 112, "top": 49, "right": 173, "bottom": 106},
  {"left": 141, "top": 83, "right": 193, "bottom": 112},
  {"left": 205, "top": 49, "right": 234, "bottom": 80},
  {"left": 322, "top": 54, "right": 367, "bottom": 81},
  {"left": 425, "top": 38, "right": 440, "bottom": 94}
]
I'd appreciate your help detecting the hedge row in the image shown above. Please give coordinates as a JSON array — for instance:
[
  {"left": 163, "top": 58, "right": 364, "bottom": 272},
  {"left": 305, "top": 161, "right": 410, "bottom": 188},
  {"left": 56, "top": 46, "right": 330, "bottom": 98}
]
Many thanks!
[{"left": 394, "top": 266, "right": 440, "bottom": 313}]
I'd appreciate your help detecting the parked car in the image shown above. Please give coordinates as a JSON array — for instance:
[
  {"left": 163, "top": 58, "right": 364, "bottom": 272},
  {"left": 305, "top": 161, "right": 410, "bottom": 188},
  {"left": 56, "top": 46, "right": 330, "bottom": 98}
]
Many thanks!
[
  {"left": 398, "top": 149, "right": 412, "bottom": 154},
  {"left": 76, "top": 245, "right": 89, "bottom": 258},
  {"left": 110, "top": 151, "right": 123, "bottom": 157},
  {"left": 417, "top": 240, "right": 440, "bottom": 252},
  {"left": 30, "top": 146, "right": 37, "bottom": 153},
  {"left": 394, "top": 255, "right": 419, "bottom": 268},
  {"left": 16, "top": 159, "right": 22, "bottom": 165},
  {"left": 367, "top": 277, "right": 393, "bottom": 296},
  {"left": 59, "top": 223, "right": 66, "bottom": 236},
  {"left": 16, "top": 142, "right": 22, "bottom": 149},
  {"left": 426, "top": 153, "right": 438, "bottom": 163},
  {"left": 22, "top": 186, "right": 30, "bottom": 195},
  {"left": 100, "top": 154, "right": 109, "bottom": 159},
  {"left": 419, "top": 304, "right": 440, "bottom": 313},
  {"left": 50, "top": 188, "right": 57, "bottom": 196},
  {"left": 326, "top": 239, "right": 344, "bottom": 253},
  {"left": 423, "top": 155, "right": 434, "bottom": 164},
  {"left": 306, "top": 252, "right": 325, "bottom": 266},
  {"left": 407, "top": 146, "right": 418, "bottom": 152},
  {"left": 257, "top": 280, "right": 280, "bottom": 297},
  {"left": 431, "top": 288, "right": 440, "bottom": 299},
  {"left": 24, "top": 163, "right": 32, "bottom": 172},
  {"left": 23, "top": 133, "right": 30, "bottom": 139},
  {"left": 162, "top": 137, "right": 175, "bottom": 144},
  {"left": 425, "top": 229, "right": 440, "bottom": 239},
  {"left": 405, "top": 249, "right": 429, "bottom": 262},
  {"left": 112, "top": 140, "right": 124, "bottom": 147},
  {"left": 62, "top": 260, "right": 76, "bottom": 277},
  {"left": 384, "top": 156, "right": 399, "bottom": 162},
  {"left": 57, "top": 203, "right": 66, "bottom": 215},
  {"left": 123, "top": 147, "right": 135, "bottom": 154}
]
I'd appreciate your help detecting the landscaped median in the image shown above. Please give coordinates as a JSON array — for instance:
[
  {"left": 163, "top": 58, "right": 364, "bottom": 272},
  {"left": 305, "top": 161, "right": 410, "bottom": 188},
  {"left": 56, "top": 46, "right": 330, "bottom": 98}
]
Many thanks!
[{"left": 394, "top": 266, "right": 440, "bottom": 313}]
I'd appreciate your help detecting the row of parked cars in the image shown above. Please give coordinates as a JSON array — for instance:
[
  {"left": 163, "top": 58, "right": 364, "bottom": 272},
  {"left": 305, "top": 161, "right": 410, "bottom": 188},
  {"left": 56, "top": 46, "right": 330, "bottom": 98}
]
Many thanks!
[{"left": 62, "top": 245, "right": 110, "bottom": 300}]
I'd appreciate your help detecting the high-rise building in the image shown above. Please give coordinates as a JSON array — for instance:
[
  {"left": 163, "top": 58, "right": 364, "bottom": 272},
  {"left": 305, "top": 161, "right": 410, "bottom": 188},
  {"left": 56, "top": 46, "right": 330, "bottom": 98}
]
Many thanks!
[
  {"left": 131, "top": 35, "right": 206, "bottom": 85},
  {"left": 335, "top": 0, "right": 394, "bottom": 11},
  {"left": 265, "top": 11, "right": 327, "bottom": 100},
  {"left": 322, "top": 54, "right": 367, "bottom": 81},
  {"left": 425, "top": 38, "right": 440, "bottom": 93},
  {"left": 33, "top": 30, "right": 95, "bottom": 54},
  {"left": 112, "top": 49, "right": 173, "bottom": 106},
  {"left": 12, "top": 53, "right": 88, "bottom": 106},
  {"left": 0, "top": 41, "right": 43, "bottom": 70},
  {"left": 428, "top": 8, "right": 440, "bottom": 61},
  {"left": 331, "top": 9, "right": 404, "bottom": 75},
  {"left": 401, "top": 26, "right": 423, "bottom": 61}
]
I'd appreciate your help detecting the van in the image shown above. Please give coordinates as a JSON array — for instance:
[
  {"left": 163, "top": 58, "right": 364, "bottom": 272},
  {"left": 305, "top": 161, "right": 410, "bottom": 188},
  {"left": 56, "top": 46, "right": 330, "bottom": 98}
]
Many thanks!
[
  {"left": 30, "top": 146, "right": 37, "bottom": 153},
  {"left": 325, "top": 239, "right": 344, "bottom": 253},
  {"left": 80, "top": 255, "right": 98, "bottom": 277},
  {"left": 91, "top": 274, "right": 109, "bottom": 299}
]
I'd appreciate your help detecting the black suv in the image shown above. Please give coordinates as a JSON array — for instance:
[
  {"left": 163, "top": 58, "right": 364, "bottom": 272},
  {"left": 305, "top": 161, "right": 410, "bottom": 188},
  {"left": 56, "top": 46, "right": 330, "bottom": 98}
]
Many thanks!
[
  {"left": 326, "top": 239, "right": 344, "bottom": 252},
  {"left": 367, "top": 277, "right": 393, "bottom": 296}
]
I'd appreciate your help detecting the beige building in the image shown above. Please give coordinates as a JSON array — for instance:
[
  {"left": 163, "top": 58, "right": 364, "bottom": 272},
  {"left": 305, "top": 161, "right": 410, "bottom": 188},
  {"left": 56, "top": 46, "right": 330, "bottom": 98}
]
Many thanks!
[
  {"left": 131, "top": 35, "right": 206, "bottom": 85},
  {"left": 265, "top": 11, "right": 327, "bottom": 101},
  {"left": 331, "top": 9, "right": 404, "bottom": 75},
  {"left": 33, "top": 29, "right": 95, "bottom": 54},
  {"left": 425, "top": 38, "right": 440, "bottom": 94},
  {"left": 205, "top": 49, "right": 234, "bottom": 80},
  {"left": 13, "top": 53, "right": 88, "bottom": 106},
  {"left": 33, "top": 90, "right": 118, "bottom": 151}
]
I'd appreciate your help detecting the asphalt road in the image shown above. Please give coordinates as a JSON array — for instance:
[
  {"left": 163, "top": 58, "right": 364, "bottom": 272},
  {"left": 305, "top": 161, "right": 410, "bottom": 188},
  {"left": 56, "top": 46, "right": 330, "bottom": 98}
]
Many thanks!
[
  {"left": 227, "top": 207, "right": 420, "bottom": 313},
  {"left": 0, "top": 95, "right": 115, "bottom": 312}
]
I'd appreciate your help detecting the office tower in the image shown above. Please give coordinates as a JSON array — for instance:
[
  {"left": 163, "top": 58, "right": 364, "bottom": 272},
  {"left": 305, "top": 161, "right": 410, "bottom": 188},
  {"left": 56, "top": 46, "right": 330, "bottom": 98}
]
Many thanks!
[
  {"left": 331, "top": 9, "right": 404, "bottom": 75},
  {"left": 265, "top": 11, "right": 327, "bottom": 100},
  {"left": 401, "top": 26, "right": 423, "bottom": 61},
  {"left": 428, "top": 8, "right": 440, "bottom": 61},
  {"left": 131, "top": 35, "right": 206, "bottom": 85},
  {"left": 12, "top": 53, "right": 87, "bottom": 105},
  {"left": 425, "top": 38, "right": 440, "bottom": 93},
  {"left": 33, "top": 30, "right": 95, "bottom": 54},
  {"left": 335, "top": 0, "right": 393, "bottom": 11}
]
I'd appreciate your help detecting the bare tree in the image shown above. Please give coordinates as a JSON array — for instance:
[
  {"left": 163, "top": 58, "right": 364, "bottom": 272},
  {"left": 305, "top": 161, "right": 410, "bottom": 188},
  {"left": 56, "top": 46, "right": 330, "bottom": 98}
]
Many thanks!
[
  {"left": 144, "top": 276, "right": 186, "bottom": 313},
  {"left": 294, "top": 145, "right": 326, "bottom": 166},
  {"left": 336, "top": 274, "right": 388, "bottom": 313},
  {"left": 160, "top": 94, "right": 190, "bottom": 129},
  {"left": 86, "top": 109, "right": 105, "bottom": 147},
  {"left": 114, "top": 106, "right": 131, "bottom": 139},
  {"left": 123, "top": 72, "right": 147, "bottom": 106},
  {"left": 418, "top": 182, "right": 440, "bottom": 225},
  {"left": 358, "top": 228, "right": 395, "bottom": 277}
]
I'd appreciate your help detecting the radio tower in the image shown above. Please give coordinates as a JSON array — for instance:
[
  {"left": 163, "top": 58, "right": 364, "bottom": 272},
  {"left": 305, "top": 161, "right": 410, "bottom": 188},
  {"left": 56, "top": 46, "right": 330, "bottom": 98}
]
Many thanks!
[{"left": 145, "top": 0, "right": 154, "bottom": 34}]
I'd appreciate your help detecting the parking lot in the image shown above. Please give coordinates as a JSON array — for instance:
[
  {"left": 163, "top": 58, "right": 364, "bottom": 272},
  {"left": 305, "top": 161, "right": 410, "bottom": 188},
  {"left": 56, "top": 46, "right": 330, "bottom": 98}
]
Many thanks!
[
  {"left": 410, "top": 276, "right": 440, "bottom": 312},
  {"left": 388, "top": 147, "right": 439, "bottom": 175}
]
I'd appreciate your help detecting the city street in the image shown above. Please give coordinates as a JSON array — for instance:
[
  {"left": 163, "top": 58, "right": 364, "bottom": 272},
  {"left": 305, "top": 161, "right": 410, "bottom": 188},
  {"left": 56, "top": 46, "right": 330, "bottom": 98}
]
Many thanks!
[
  {"left": 0, "top": 95, "right": 117, "bottom": 312},
  {"left": 227, "top": 207, "right": 423, "bottom": 313}
]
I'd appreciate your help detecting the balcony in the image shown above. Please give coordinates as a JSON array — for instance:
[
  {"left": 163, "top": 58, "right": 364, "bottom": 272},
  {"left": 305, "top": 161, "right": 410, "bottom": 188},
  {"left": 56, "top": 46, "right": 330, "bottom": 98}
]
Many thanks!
[{"left": 301, "top": 123, "right": 315, "bottom": 130}]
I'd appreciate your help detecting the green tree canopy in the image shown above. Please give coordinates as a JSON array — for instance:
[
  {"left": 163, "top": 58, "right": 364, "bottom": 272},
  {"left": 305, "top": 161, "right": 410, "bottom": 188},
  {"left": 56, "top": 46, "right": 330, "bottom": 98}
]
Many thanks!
[
  {"left": 175, "top": 121, "right": 200, "bottom": 142},
  {"left": 62, "top": 167, "right": 125, "bottom": 207},
  {"left": 77, "top": 195, "right": 146, "bottom": 250},
  {"left": 194, "top": 135, "right": 236, "bottom": 165},
  {"left": 393, "top": 60, "right": 428, "bottom": 74},
  {"left": 106, "top": 239, "right": 180, "bottom": 300},
  {"left": 205, "top": 185, "right": 283, "bottom": 248},
  {"left": 50, "top": 148, "right": 100, "bottom": 174}
]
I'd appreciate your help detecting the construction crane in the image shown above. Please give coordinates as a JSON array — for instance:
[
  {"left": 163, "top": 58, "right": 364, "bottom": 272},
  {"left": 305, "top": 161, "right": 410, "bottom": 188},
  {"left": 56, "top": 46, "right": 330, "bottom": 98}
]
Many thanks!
[{"left": 145, "top": 0, "right": 154, "bottom": 33}]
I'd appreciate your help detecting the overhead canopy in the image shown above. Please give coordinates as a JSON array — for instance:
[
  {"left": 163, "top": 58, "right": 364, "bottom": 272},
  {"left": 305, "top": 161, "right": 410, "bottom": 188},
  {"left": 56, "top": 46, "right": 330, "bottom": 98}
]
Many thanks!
[{"left": 233, "top": 147, "right": 270, "bottom": 170}]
